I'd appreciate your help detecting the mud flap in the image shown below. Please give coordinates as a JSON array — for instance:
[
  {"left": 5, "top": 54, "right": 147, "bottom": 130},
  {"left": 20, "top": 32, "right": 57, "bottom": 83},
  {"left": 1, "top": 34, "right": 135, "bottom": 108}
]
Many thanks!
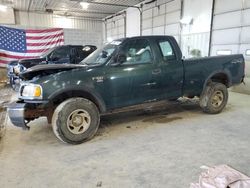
[{"left": 199, "top": 84, "right": 213, "bottom": 108}]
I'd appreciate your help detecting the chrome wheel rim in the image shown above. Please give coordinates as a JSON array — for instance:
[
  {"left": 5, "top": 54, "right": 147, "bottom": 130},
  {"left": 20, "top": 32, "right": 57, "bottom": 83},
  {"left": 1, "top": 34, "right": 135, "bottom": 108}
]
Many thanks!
[
  {"left": 211, "top": 91, "right": 224, "bottom": 108},
  {"left": 67, "top": 109, "right": 91, "bottom": 135}
]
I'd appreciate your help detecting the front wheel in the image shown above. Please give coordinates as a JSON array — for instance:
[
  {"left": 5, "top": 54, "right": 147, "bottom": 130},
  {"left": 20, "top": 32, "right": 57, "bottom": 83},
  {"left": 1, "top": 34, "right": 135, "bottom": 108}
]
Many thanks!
[
  {"left": 52, "top": 98, "right": 100, "bottom": 144},
  {"left": 199, "top": 82, "right": 228, "bottom": 114}
]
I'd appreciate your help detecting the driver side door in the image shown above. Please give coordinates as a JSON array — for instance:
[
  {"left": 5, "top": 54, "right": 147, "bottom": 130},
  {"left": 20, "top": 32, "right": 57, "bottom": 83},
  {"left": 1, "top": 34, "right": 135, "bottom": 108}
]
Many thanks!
[{"left": 104, "top": 38, "right": 162, "bottom": 108}]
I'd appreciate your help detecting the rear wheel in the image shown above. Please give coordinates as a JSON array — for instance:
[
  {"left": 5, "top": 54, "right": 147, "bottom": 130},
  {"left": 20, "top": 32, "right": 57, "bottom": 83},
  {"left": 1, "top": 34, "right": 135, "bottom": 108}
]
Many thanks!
[
  {"left": 52, "top": 98, "right": 100, "bottom": 144},
  {"left": 199, "top": 82, "right": 228, "bottom": 114}
]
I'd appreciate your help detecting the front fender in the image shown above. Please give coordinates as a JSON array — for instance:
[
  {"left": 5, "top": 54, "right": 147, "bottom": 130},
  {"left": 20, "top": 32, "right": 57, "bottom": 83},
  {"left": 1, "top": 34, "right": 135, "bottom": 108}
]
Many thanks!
[{"left": 48, "top": 86, "right": 106, "bottom": 113}]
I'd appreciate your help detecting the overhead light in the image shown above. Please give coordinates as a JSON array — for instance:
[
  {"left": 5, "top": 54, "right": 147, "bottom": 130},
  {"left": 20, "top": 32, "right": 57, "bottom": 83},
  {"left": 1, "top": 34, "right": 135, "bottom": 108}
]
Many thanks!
[
  {"left": 0, "top": 4, "right": 7, "bottom": 12},
  {"left": 80, "top": 2, "right": 89, "bottom": 10}
]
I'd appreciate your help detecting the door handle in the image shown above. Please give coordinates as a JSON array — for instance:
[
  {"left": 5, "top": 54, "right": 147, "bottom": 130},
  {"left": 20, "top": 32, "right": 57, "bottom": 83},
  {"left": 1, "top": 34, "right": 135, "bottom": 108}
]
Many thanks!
[{"left": 152, "top": 68, "right": 161, "bottom": 75}]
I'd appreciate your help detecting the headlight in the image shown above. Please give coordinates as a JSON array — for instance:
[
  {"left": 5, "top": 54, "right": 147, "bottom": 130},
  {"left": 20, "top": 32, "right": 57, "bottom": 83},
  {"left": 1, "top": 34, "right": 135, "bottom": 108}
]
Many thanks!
[{"left": 20, "top": 84, "right": 43, "bottom": 99}]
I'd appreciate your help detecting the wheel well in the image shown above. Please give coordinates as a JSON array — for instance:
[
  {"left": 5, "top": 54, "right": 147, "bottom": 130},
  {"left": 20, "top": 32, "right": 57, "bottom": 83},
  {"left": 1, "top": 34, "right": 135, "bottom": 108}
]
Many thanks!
[
  {"left": 51, "top": 90, "right": 104, "bottom": 113},
  {"left": 209, "top": 73, "right": 229, "bottom": 87}
]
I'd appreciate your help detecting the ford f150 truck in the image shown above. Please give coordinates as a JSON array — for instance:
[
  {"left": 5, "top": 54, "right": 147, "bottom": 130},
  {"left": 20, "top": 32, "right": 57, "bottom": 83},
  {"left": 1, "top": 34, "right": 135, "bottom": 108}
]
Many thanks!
[{"left": 7, "top": 36, "right": 245, "bottom": 144}]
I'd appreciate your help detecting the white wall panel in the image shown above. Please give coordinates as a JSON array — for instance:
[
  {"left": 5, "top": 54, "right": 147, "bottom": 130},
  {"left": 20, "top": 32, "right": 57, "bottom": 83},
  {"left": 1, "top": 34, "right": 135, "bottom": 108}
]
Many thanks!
[
  {"left": 0, "top": 8, "right": 15, "bottom": 24},
  {"left": 242, "top": 9, "right": 250, "bottom": 26},
  {"left": 241, "top": 27, "right": 250, "bottom": 44},
  {"left": 11, "top": 11, "right": 103, "bottom": 47},
  {"left": 211, "top": 45, "right": 239, "bottom": 56},
  {"left": 142, "top": 29, "right": 152, "bottom": 36},
  {"left": 142, "top": 19, "right": 152, "bottom": 29},
  {"left": 158, "top": 4, "right": 167, "bottom": 15},
  {"left": 126, "top": 8, "right": 140, "bottom": 37},
  {"left": 212, "top": 28, "right": 240, "bottom": 45},
  {"left": 153, "top": 15, "right": 165, "bottom": 27},
  {"left": 118, "top": 26, "right": 124, "bottom": 34},
  {"left": 213, "top": 11, "right": 241, "bottom": 30},
  {"left": 106, "top": 15, "right": 125, "bottom": 41},
  {"left": 165, "top": 11, "right": 181, "bottom": 25},
  {"left": 214, "top": 0, "right": 243, "bottom": 14},
  {"left": 153, "top": 26, "right": 165, "bottom": 35},
  {"left": 64, "top": 29, "right": 102, "bottom": 47},
  {"left": 211, "top": 0, "right": 250, "bottom": 59},
  {"left": 165, "top": 24, "right": 180, "bottom": 35},
  {"left": 166, "top": 0, "right": 181, "bottom": 12},
  {"left": 15, "top": 11, "right": 102, "bottom": 31},
  {"left": 245, "top": 0, "right": 250, "bottom": 8},
  {"left": 142, "top": 0, "right": 181, "bottom": 40},
  {"left": 142, "top": 9, "right": 153, "bottom": 19},
  {"left": 240, "top": 44, "right": 250, "bottom": 61}
]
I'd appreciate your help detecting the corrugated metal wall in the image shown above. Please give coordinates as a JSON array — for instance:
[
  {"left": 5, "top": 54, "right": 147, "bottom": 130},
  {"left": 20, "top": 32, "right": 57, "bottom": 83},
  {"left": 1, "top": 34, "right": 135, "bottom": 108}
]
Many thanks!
[
  {"left": 211, "top": 0, "right": 250, "bottom": 93},
  {"left": 105, "top": 14, "right": 126, "bottom": 41},
  {"left": 142, "top": 0, "right": 181, "bottom": 43},
  {"left": 103, "top": 0, "right": 212, "bottom": 58},
  {"left": 13, "top": 11, "right": 103, "bottom": 47},
  {"left": 211, "top": 0, "right": 250, "bottom": 61}
]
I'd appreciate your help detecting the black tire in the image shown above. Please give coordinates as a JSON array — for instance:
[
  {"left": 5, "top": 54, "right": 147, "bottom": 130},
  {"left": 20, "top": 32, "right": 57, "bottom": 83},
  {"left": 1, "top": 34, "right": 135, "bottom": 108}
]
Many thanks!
[
  {"left": 9, "top": 76, "right": 16, "bottom": 90},
  {"left": 52, "top": 98, "right": 100, "bottom": 144},
  {"left": 199, "top": 82, "right": 228, "bottom": 114}
]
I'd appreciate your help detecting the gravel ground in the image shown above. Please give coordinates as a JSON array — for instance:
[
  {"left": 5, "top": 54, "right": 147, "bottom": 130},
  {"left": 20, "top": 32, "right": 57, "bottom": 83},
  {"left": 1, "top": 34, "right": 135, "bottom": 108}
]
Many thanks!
[
  {"left": 0, "top": 91, "right": 250, "bottom": 188},
  {"left": 0, "top": 86, "right": 13, "bottom": 138}
]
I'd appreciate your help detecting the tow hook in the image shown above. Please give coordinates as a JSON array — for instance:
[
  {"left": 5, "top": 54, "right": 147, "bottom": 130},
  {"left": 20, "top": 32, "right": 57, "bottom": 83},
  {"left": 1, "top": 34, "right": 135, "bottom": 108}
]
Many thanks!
[{"left": 23, "top": 120, "right": 31, "bottom": 130}]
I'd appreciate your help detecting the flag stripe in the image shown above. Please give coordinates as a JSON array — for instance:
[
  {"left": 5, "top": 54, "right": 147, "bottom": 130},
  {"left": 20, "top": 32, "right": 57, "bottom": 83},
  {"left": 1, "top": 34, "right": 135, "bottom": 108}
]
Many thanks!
[
  {"left": 0, "top": 26, "right": 64, "bottom": 65},
  {"left": 26, "top": 33, "right": 64, "bottom": 40},
  {"left": 27, "top": 42, "right": 64, "bottom": 51},
  {"left": 0, "top": 60, "right": 10, "bottom": 64},
  {"left": 26, "top": 28, "right": 63, "bottom": 34},
  {"left": 27, "top": 36, "right": 64, "bottom": 44},
  {"left": 26, "top": 38, "right": 64, "bottom": 47}
]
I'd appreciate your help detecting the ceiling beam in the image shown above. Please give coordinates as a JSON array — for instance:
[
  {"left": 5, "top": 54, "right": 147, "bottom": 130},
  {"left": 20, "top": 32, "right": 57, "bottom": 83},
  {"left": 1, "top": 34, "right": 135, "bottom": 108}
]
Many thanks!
[
  {"left": 46, "top": 8, "right": 115, "bottom": 15},
  {"left": 70, "top": 0, "right": 139, "bottom": 8}
]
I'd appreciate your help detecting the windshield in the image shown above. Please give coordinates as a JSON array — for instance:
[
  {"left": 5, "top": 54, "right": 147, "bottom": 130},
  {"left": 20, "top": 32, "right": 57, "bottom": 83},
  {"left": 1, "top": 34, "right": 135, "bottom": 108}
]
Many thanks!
[
  {"left": 81, "top": 42, "right": 120, "bottom": 65},
  {"left": 40, "top": 46, "right": 58, "bottom": 58}
]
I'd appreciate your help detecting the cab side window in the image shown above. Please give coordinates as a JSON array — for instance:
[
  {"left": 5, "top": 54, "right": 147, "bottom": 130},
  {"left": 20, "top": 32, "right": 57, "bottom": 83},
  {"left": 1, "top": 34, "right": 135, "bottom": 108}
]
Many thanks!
[
  {"left": 121, "top": 39, "right": 153, "bottom": 65},
  {"left": 158, "top": 40, "right": 175, "bottom": 61}
]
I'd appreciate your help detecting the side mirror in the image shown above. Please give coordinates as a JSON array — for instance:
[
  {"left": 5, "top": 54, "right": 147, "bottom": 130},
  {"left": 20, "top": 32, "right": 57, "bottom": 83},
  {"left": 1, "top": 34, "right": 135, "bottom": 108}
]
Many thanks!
[
  {"left": 117, "top": 54, "right": 127, "bottom": 64},
  {"left": 101, "top": 51, "right": 108, "bottom": 58}
]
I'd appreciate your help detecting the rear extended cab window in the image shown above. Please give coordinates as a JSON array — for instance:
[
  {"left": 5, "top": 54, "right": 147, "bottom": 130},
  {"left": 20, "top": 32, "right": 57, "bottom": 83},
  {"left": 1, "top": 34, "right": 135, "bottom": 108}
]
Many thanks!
[{"left": 157, "top": 39, "right": 176, "bottom": 61}]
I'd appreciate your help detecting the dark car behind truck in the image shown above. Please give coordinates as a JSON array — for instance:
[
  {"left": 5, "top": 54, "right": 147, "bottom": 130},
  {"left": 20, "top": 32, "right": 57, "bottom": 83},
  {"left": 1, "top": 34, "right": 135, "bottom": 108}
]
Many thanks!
[
  {"left": 8, "top": 36, "right": 245, "bottom": 144},
  {"left": 7, "top": 45, "right": 97, "bottom": 90}
]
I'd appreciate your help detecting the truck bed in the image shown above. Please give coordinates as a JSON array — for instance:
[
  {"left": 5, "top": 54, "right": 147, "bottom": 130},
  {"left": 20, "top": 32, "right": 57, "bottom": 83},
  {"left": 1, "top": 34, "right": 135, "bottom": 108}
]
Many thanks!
[{"left": 183, "top": 54, "right": 245, "bottom": 97}]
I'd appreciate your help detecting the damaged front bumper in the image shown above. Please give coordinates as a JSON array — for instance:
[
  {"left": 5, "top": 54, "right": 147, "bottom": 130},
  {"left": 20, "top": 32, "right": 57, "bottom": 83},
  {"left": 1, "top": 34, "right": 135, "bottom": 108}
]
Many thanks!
[
  {"left": 7, "top": 100, "right": 51, "bottom": 130},
  {"left": 7, "top": 102, "right": 30, "bottom": 130}
]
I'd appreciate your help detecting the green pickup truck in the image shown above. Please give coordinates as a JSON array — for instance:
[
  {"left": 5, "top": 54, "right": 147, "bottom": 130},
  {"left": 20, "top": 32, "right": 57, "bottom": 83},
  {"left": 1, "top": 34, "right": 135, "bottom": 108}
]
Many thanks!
[{"left": 8, "top": 36, "right": 245, "bottom": 144}]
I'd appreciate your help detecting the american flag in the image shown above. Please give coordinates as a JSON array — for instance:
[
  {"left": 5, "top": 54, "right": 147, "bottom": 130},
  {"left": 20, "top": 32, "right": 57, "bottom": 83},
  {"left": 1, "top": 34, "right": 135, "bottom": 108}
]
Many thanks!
[{"left": 0, "top": 25, "right": 64, "bottom": 67}]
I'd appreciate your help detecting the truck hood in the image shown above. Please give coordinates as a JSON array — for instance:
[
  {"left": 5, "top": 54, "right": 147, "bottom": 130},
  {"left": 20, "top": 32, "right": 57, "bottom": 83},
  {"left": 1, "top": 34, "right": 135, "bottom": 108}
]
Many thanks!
[
  {"left": 19, "top": 64, "right": 87, "bottom": 80},
  {"left": 19, "top": 57, "right": 45, "bottom": 68}
]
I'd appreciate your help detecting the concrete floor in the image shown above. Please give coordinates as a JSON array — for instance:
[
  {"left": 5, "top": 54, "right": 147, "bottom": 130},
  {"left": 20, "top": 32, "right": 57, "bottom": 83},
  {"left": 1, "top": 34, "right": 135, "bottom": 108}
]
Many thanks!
[{"left": 0, "top": 92, "right": 250, "bottom": 188}]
